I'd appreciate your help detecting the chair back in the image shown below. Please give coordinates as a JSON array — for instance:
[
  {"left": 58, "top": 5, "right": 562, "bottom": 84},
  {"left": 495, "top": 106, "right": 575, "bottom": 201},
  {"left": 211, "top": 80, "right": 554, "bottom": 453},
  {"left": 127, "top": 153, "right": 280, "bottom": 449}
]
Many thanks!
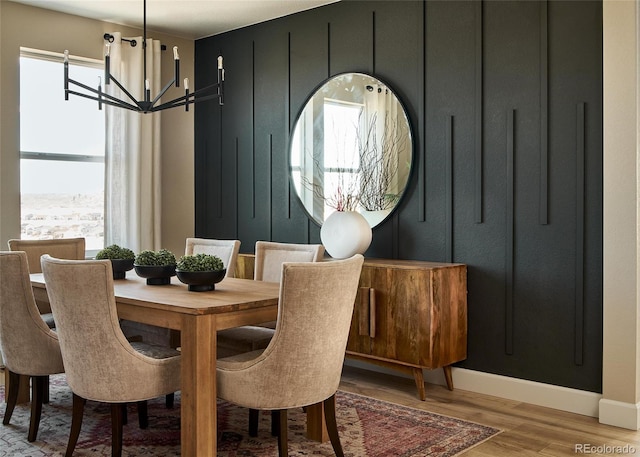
[
  {"left": 40, "top": 255, "right": 180, "bottom": 402},
  {"left": 0, "top": 251, "right": 63, "bottom": 376},
  {"left": 185, "top": 238, "right": 241, "bottom": 278},
  {"left": 254, "top": 241, "right": 324, "bottom": 283},
  {"left": 219, "top": 255, "right": 364, "bottom": 409},
  {"left": 8, "top": 238, "right": 85, "bottom": 273}
]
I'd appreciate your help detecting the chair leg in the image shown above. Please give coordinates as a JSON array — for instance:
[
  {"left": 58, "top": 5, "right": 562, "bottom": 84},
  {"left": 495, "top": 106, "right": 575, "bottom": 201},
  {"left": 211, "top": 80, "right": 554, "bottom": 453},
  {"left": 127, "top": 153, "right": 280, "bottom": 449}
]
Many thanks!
[
  {"left": 110, "top": 404, "right": 124, "bottom": 457},
  {"left": 43, "top": 374, "right": 50, "bottom": 404},
  {"left": 137, "top": 401, "right": 149, "bottom": 429},
  {"left": 2, "top": 370, "right": 20, "bottom": 426},
  {"left": 248, "top": 409, "right": 259, "bottom": 437},
  {"left": 274, "top": 409, "right": 288, "bottom": 457},
  {"left": 28, "top": 376, "right": 46, "bottom": 442},
  {"left": 66, "top": 394, "right": 86, "bottom": 457},
  {"left": 323, "top": 395, "right": 344, "bottom": 457},
  {"left": 165, "top": 393, "right": 174, "bottom": 409}
]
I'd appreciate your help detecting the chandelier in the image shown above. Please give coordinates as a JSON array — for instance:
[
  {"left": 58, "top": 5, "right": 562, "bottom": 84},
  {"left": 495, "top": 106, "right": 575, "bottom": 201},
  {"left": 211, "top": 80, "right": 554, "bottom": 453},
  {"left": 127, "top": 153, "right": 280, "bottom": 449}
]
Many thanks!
[{"left": 63, "top": 0, "right": 224, "bottom": 113}]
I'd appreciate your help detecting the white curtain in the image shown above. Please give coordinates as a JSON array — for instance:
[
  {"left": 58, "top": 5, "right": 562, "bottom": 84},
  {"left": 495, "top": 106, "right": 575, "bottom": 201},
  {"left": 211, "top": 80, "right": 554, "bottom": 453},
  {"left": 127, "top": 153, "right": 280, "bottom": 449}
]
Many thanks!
[{"left": 105, "top": 32, "right": 162, "bottom": 253}]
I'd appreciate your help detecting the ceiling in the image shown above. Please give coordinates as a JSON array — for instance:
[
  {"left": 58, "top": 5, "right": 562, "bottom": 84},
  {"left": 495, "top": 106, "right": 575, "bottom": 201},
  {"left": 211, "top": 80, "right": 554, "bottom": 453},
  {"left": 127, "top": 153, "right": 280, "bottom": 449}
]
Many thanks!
[{"left": 10, "top": 0, "right": 339, "bottom": 40}]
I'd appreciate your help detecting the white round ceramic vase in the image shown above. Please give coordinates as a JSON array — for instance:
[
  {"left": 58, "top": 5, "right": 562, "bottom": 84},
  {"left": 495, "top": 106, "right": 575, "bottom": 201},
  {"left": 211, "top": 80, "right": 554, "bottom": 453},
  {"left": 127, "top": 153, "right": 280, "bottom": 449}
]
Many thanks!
[{"left": 320, "top": 210, "right": 372, "bottom": 259}]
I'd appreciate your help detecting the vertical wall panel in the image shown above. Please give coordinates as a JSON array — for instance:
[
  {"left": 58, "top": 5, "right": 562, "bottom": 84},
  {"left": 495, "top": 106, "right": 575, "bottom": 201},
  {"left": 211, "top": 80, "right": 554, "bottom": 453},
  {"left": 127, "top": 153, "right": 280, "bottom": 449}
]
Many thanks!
[
  {"left": 539, "top": 0, "right": 549, "bottom": 225},
  {"left": 418, "top": 1, "right": 426, "bottom": 223},
  {"left": 195, "top": 0, "right": 603, "bottom": 393},
  {"left": 366, "top": 0, "right": 422, "bottom": 259},
  {"left": 505, "top": 109, "right": 515, "bottom": 356},
  {"left": 446, "top": 115, "right": 453, "bottom": 263},
  {"left": 575, "top": 102, "right": 585, "bottom": 366},
  {"left": 423, "top": 0, "right": 475, "bottom": 263},
  {"left": 474, "top": 0, "right": 484, "bottom": 224}
]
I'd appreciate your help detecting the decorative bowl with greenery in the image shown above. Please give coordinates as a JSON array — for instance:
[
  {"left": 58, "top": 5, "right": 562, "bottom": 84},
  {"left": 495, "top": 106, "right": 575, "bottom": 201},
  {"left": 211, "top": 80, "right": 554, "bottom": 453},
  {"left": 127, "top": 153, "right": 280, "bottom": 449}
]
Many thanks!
[
  {"left": 175, "top": 253, "right": 226, "bottom": 292},
  {"left": 134, "top": 249, "right": 177, "bottom": 285},
  {"left": 96, "top": 244, "right": 135, "bottom": 279}
]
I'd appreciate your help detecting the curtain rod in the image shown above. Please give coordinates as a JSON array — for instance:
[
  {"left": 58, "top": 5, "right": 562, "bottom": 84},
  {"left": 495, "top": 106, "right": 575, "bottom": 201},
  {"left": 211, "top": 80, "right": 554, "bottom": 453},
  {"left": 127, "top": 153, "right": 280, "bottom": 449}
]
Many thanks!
[{"left": 103, "top": 33, "right": 167, "bottom": 51}]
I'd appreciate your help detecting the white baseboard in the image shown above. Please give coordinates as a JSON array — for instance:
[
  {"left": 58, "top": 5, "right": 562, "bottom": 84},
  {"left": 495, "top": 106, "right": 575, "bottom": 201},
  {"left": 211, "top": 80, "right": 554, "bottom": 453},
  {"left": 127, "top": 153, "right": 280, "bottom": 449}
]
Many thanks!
[
  {"left": 344, "top": 360, "right": 602, "bottom": 418},
  {"left": 599, "top": 398, "right": 640, "bottom": 430}
]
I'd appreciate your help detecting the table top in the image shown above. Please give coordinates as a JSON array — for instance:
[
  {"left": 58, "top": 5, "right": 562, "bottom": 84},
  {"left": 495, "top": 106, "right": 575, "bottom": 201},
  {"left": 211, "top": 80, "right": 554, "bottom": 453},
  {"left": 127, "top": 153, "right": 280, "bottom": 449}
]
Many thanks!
[{"left": 30, "top": 273, "right": 280, "bottom": 316}]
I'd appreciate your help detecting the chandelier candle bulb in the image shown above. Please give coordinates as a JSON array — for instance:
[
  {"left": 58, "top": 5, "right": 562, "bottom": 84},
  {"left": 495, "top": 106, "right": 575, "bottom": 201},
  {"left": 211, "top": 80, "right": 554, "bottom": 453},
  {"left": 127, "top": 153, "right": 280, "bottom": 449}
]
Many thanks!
[
  {"left": 174, "top": 48, "right": 180, "bottom": 87},
  {"left": 218, "top": 56, "right": 223, "bottom": 69},
  {"left": 64, "top": 50, "right": 69, "bottom": 100},
  {"left": 104, "top": 49, "right": 110, "bottom": 84},
  {"left": 184, "top": 78, "right": 190, "bottom": 112},
  {"left": 98, "top": 76, "right": 102, "bottom": 110}
]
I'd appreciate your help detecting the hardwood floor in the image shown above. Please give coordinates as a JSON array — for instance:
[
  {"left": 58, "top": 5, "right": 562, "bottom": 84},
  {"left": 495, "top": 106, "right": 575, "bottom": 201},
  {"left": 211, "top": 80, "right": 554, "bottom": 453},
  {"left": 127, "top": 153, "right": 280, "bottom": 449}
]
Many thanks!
[
  {"left": 2, "top": 365, "right": 638, "bottom": 456},
  {"left": 339, "top": 365, "right": 640, "bottom": 456}
]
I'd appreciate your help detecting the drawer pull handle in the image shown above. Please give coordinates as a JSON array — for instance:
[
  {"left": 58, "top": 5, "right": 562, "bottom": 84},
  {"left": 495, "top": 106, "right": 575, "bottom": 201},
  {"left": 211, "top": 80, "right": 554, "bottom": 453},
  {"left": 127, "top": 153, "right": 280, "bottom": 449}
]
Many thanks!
[
  {"left": 369, "top": 288, "right": 376, "bottom": 338},
  {"left": 358, "top": 287, "right": 370, "bottom": 336}
]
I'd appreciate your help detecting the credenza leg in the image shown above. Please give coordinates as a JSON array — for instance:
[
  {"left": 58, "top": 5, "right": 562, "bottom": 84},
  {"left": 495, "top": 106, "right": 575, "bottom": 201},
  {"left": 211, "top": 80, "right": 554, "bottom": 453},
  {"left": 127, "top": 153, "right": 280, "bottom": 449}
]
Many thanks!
[
  {"left": 443, "top": 365, "right": 454, "bottom": 391},
  {"left": 412, "top": 368, "right": 426, "bottom": 401}
]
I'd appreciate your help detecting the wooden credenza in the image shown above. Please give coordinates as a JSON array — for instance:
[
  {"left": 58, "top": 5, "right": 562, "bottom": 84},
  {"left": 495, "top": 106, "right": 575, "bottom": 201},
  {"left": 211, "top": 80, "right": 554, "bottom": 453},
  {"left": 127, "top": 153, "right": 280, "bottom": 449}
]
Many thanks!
[{"left": 236, "top": 255, "right": 467, "bottom": 400}]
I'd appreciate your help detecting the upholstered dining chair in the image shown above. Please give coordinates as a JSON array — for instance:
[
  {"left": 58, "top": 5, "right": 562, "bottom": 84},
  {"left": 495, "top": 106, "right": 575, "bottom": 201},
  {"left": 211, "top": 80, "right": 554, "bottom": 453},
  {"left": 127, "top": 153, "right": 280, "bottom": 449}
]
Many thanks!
[
  {"left": 216, "top": 254, "right": 364, "bottom": 457},
  {"left": 185, "top": 237, "right": 241, "bottom": 278},
  {"left": 8, "top": 237, "right": 86, "bottom": 329},
  {"left": 41, "top": 255, "right": 181, "bottom": 457},
  {"left": 0, "top": 251, "right": 65, "bottom": 442},
  {"left": 216, "top": 240, "right": 325, "bottom": 358}
]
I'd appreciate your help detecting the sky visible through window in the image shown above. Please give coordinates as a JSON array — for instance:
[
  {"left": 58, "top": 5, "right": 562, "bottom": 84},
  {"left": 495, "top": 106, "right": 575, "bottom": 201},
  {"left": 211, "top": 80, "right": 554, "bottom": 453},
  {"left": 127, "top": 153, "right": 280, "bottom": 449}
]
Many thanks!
[{"left": 20, "top": 54, "right": 105, "bottom": 250}]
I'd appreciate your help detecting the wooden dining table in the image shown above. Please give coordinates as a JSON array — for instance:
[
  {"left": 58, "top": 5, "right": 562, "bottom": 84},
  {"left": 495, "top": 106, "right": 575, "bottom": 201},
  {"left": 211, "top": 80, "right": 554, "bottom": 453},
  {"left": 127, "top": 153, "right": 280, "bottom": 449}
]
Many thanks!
[{"left": 30, "top": 272, "right": 329, "bottom": 456}]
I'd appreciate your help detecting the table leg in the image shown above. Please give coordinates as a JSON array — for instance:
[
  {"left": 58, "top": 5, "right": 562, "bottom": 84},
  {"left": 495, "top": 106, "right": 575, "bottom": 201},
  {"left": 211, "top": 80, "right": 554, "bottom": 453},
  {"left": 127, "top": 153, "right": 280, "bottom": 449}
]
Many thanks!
[{"left": 181, "top": 314, "right": 217, "bottom": 457}]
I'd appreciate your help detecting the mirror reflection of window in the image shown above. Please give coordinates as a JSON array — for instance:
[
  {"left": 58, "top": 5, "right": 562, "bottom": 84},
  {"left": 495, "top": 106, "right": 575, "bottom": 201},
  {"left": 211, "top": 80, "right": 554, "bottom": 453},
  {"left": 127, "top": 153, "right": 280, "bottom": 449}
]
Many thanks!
[{"left": 323, "top": 99, "right": 363, "bottom": 220}]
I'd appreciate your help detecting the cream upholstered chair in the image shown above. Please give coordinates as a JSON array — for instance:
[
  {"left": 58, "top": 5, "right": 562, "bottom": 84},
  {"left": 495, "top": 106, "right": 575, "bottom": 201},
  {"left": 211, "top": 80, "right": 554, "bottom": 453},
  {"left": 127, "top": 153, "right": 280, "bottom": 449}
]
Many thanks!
[
  {"left": 0, "top": 251, "right": 65, "bottom": 442},
  {"left": 8, "top": 237, "right": 86, "bottom": 329},
  {"left": 254, "top": 240, "right": 325, "bottom": 282},
  {"left": 217, "top": 254, "right": 364, "bottom": 456},
  {"left": 41, "top": 255, "right": 181, "bottom": 457},
  {"left": 216, "top": 241, "right": 325, "bottom": 358},
  {"left": 185, "top": 237, "right": 241, "bottom": 278}
]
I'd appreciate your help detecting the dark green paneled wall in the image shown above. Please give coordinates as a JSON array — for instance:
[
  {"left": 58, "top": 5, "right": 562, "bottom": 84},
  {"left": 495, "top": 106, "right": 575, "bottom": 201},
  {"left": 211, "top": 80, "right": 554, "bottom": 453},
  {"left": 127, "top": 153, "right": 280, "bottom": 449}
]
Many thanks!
[{"left": 195, "top": 0, "right": 603, "bottom": 392}]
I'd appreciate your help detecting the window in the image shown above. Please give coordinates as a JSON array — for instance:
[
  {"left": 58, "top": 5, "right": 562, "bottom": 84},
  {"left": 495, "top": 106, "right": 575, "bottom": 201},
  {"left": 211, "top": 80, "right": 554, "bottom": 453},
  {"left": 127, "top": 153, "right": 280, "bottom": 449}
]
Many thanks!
[{"left": 19, "top": 48, "right": 105, "bottom": 253}]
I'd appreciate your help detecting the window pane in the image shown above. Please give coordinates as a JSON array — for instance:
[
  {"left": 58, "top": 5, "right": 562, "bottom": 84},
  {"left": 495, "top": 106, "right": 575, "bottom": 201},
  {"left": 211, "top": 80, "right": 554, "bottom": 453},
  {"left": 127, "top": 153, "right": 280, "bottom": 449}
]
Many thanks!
[
  {"left": 20, "top": 57, "right": 105, "bottom": 156},
  {"left": 20, "top": 160, "right": 104, "bottom": 251}
]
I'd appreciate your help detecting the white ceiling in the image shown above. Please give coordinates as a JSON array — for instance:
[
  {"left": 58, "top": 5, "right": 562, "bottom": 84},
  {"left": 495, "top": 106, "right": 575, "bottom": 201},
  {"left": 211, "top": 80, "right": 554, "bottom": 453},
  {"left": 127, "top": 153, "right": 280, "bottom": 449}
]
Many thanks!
[{"left": 10, "top": 0, "right": 339, "bottom": 40}]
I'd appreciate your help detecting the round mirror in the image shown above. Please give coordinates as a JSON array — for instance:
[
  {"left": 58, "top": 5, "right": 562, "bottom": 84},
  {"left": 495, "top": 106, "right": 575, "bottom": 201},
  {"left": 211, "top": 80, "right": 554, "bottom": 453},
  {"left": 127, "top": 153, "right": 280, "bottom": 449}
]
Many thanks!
[{"left": 290, "top": 72, "right": 413, "bottom": 228}]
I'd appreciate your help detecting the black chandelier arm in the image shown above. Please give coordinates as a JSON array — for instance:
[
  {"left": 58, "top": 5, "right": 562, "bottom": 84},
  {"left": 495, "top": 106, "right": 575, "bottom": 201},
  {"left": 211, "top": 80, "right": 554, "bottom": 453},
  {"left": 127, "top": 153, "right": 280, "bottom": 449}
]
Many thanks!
[
  {"left": 151, "top": 77, "right": 177, "bottom": 106},
  {"left": 149, "top": 84, "right": 223, "bottom": 112},
  {"left": 65, "top": 89, "right": 141, "bottom": 112},
  {"left": 67, "top": 77, "right": 141, "bottom": 110},
  {"left": 106, "top": 73, "right": 142, "bottom": 107}
]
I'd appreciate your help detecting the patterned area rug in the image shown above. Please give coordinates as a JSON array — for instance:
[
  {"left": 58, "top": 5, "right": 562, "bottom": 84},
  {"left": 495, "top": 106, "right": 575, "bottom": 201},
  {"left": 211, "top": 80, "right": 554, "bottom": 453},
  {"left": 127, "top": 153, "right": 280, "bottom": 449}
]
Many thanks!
[{"left": 0, "top": 374, "right": 500, "bottom": 456}]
